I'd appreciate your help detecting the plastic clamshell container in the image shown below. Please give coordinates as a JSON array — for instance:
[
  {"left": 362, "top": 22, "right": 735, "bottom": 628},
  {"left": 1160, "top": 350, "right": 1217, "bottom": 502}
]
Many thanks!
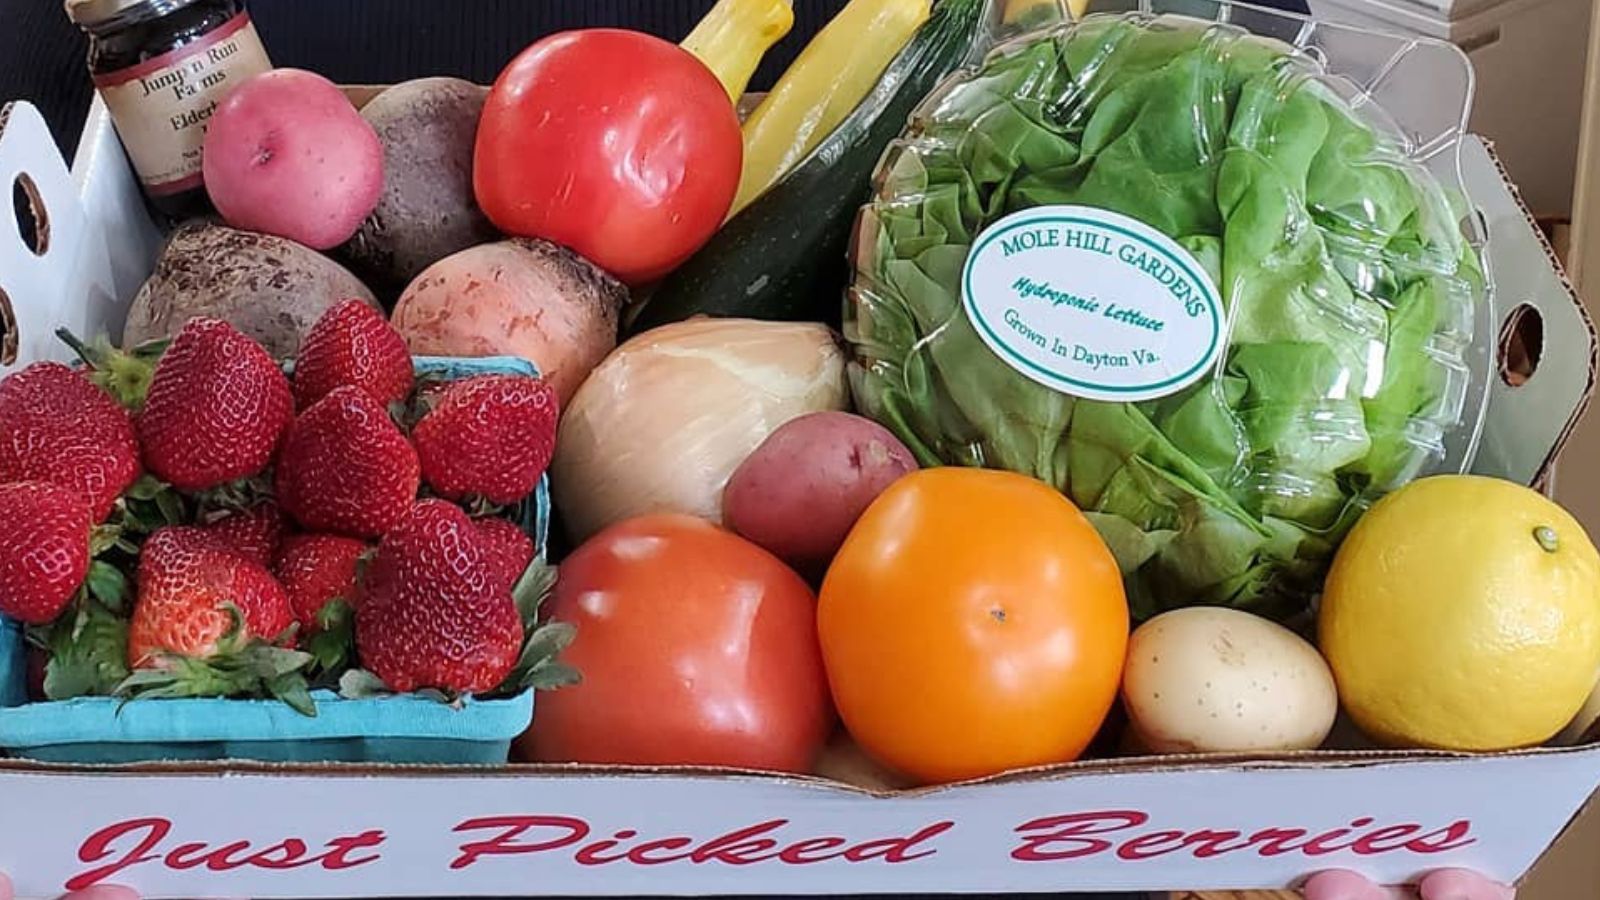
[
  {"left": 846, "top": 0, "right": 1496, "bottom": 623},
  {"left": 0, "top": 355, "right": 549, "bottom": 765}
]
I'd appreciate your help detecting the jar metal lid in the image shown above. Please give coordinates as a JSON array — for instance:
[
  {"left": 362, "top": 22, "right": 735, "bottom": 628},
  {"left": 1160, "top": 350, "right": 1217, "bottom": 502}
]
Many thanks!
[{"left": 64, "top": 0, "right": 204, "bottom": 27}]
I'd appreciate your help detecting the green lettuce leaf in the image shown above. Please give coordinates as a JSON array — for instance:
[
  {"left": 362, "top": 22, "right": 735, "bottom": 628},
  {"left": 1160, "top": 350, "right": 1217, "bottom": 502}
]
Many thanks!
[{"left": 845, "top": 16, "right": 1482, "bottom": 620}]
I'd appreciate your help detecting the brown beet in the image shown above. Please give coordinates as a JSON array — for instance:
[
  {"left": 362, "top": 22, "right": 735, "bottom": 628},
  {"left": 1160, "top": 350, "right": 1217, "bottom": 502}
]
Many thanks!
[{"left": 340, "top": 78, "right": 501, "bottom": 300}]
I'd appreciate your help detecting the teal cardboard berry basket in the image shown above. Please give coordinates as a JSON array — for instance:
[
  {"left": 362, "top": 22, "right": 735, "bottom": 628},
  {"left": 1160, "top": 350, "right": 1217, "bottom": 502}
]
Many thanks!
[{"left": 0, "top": 356, "right": 548, "bottom": 765}]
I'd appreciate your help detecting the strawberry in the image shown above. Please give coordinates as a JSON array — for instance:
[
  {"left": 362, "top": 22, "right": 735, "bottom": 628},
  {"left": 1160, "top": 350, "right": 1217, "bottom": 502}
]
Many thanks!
[
  {"left": 141, "top": 525, "right": 227, "bottom": 557},
  {"left": 202, "top": 502, "right": 285, "bottom": 567},
  {"left": 293, "top": 299, "right": 414, "bottom": 410},
  {"left": 137, "top": 318, "right": 293, "bottom": 492},
  {"left": 0, "top": 362, "right": 141, "bottom": 522},
  {"left": 474, "top": 517, "right": 535, "bottom": 594},
  {"left": 355, "top": 500, "right": 522, "bottom": 694},
  {"left": 412, "top": 375, "right": 558, "bottom": 505},
  {"left": 125, "top": 526, "right": 296, "bottom": 666},
  {"left": 120, "top": 526, "right": 311, "bottom": 714},
  {"left": 276, "top": 386, "right": 421, "bottom": 538},
  {"left": 0, "top": 482, "right": 91, "bottom": 625},
  {"left": 275, "top": 533, "right": 368, "bottom": 632},
  {"left": 275, "top": 533, "right": 368, "bottom": 671}
]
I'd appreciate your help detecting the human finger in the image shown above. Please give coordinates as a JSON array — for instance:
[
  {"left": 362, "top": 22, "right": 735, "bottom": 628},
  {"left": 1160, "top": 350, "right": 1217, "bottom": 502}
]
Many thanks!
[
  {"left": 1303, "top": 868, "right": 1417, "bottom": 900},
  {"left": 60, "top": 886, "right": 141, "bottom": 900},
  {"left": 1417, "top": 868, "right": 1516, "bottom": 900}
]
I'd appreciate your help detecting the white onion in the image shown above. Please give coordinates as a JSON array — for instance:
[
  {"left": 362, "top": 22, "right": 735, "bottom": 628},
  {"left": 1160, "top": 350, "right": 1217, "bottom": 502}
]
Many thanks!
[{"left": 551, "top": 318, "right": 849, "bottom": 545}]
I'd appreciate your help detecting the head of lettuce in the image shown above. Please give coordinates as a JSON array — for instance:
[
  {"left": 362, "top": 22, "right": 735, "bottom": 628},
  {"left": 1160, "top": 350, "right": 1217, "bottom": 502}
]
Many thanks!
[{"left": 846, "top": 13, "right": 1485, "bottom": 622}]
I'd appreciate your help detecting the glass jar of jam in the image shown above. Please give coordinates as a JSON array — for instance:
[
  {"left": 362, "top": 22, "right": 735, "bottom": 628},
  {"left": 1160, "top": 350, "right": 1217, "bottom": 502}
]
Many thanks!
[{"left": 66, "top": 0, "right": 273, "bottom": 218}]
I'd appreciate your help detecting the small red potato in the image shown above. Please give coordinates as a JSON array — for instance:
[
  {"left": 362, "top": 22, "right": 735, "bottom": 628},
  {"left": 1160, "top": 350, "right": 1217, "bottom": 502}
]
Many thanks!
[
  {"left": 202, "top": 69, "right": 383, "bottom": 250},
  {"left": 724, "top": 411, "right": 917, "bottom": 575}
]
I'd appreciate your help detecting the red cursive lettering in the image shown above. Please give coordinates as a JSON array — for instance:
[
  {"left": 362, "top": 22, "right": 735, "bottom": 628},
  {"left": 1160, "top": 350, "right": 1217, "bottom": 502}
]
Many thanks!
[
  {"left": 628, "top": 837, "right": 696, "bottom": 865},
  {"left": 1250, "top": 827, "right": 1316, "bottom": 857},
  {"left": 203, "top": 841, "right": 257, "bottom": 871},
  {"left": 1116, "top": 830, "right": 1189, "bottom": 860},
  {"left": 1300, "top": 818, "right": 1376, "bottom": 856},
  {"left": 1012, "top": 810, "right": 1477, "bottom": 864},
  {"left": 1185, "top": 830, "right": 1254, "bottom": 858},
  {"left": 70, "top": 819, "right": 169, "bottom": 890},
  {"left": 1406, "top": 821, "right": 1475, "bottom": 853},
  {"left": 777, "top": 837, "right": 850, "bottom": 864},
  {"left": 161, "top": 842, "right": 214, "bottom": 871},
  {"left": 1014, "top": 811, "right": 1150, "bottom": 861},
  {"left": 245, "top": 839, "right": 311, "bottom": 870},
  {"left": 451, "top": 816, "right": 949, "bottom": 869},
  {"left": 1351, "top": 825, "right": 1423, "bottom": 855},
  {"left": 451, "top": 815, "right": 591, "bottom": 869},
  {"left": 842, "top": 823, "right": 952, "bottom": 863},
  {"left": 321, "top": 830, "right": 386, "bottom": 868},
  {"left": 66, "top": 818, "right": 384, "bottom": 891},
  {"left": 575, "top": 830, "right": 642, "bottom": 866},
  {"left": 687, "top": 821, "right": 786, "bottom": 865}
]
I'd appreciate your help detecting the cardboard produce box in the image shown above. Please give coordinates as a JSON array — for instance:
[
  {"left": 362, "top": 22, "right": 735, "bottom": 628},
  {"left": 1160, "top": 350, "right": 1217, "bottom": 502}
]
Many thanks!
[{"left": 2, "top": 8, "right": 1600, "bottom": 900}]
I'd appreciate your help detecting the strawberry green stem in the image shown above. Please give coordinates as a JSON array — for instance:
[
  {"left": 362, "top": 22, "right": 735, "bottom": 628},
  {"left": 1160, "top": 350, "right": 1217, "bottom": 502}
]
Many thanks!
[{"left": 54, "top": 328, "right": 165, "bottom": 412}]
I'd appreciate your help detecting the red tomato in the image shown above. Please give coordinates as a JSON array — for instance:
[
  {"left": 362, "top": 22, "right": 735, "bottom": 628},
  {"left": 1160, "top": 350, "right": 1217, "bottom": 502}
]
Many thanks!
[
  {"left": 474, "top": 30, "right": 742, "bottom": 286},
  {"left": 521, "top": 514, "right": 834, "bottom": 773}
]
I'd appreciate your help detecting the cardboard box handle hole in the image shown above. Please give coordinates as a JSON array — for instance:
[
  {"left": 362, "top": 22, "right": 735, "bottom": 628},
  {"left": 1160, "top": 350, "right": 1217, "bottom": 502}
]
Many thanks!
[
  {"left": 11, "top": 172, "right": 48, "bottom": 258},
  {"left": 0, "top": 287, "right": 16, "bottom": 366},
  {"left": 1498, "top": 302, "right": 1543, "bottom": 387}
]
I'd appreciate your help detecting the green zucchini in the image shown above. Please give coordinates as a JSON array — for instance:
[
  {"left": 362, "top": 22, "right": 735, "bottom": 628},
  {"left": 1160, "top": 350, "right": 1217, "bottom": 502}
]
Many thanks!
[{"left": 628, "top": 0, "right": 989, "bottom": 335}]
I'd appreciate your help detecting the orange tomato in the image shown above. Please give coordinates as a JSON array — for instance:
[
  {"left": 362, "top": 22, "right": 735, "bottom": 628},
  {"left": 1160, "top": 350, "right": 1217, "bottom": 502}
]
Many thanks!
[{"left": 817, "top": 467, "right": 1129, "bottom": 785}]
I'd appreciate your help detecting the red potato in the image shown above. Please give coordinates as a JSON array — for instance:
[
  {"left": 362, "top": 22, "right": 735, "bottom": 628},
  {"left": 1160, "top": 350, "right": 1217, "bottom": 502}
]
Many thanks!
[
  {"left": 391, "top": 239, "right": 627, "bottom": 405},
  {"left": 202, "top": 69, "right": 383, "bottom": 250},
  {"left": 723, "top": 411, "right": 918, "bottom": 575}
]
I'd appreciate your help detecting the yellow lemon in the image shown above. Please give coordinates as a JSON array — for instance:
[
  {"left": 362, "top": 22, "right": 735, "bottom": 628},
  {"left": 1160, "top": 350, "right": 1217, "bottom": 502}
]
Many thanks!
[{"left": 1319, "top": 475, "right": 1600, "bottom": 751}]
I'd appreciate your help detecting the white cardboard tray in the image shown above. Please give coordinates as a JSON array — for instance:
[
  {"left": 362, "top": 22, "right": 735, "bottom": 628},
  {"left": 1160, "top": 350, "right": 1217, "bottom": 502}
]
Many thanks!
[{"left": 0, "top": 40, "right": 1596, "bottom": 900}]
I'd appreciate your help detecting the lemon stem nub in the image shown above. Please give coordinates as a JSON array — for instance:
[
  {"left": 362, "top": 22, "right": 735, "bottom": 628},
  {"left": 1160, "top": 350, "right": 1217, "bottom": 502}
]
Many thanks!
[{"left": 1535, "top": 526, "right": 1561, "bottom": 553}]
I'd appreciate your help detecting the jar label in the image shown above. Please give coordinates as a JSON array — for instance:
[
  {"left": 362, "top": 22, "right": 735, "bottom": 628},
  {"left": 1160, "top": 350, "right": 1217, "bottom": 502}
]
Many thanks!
[
  {"left": 92, "top": 13, "right": 273, "bottom": 196},
  {"left": 961, "top": 205, "right": 1226, "bottom": 403}
]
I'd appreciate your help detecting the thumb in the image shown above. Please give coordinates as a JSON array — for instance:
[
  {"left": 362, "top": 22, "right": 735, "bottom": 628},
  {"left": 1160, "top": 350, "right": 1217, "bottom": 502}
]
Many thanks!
[
  {"left": 0, "top": 872, "right": 12, "bottom": 900},
  {"left": 1418, "top": 868, "right": 1516, "bottom": 900},
  {"left": 60, "top": 887, "right": 141, "bottom": 900}
]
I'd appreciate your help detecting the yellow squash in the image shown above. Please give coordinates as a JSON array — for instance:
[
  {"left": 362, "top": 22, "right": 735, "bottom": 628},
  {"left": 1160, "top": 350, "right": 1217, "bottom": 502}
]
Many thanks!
[
  {"left": 682, "top": 0, "right": 796, "bottom": 103},
  {"left": 731, "top": 0, "right": 930, "bottom": 217},
  {"left": 1005, "top": 0, "right": 1090, "bottom": 23}
]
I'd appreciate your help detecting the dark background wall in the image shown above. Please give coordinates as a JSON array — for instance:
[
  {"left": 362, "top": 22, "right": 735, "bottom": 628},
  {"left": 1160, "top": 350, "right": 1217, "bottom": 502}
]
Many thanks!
[
  {"left": 4, "top": 0, "right": 894, "bottom": 157},
  {"left": 0, "top": 0, "right": 1307, "bottom": 159}
]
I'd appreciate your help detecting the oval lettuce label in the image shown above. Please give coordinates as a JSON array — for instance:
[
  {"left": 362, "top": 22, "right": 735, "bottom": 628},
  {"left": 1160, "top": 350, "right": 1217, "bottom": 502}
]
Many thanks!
[{"left": 961, "top": 205, "right": 1224, "bottom": 403}]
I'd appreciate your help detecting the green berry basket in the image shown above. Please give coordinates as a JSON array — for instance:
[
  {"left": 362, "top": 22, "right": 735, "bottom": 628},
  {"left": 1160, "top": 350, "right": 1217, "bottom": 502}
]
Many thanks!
[{"left": 0, "top": 355, "right": 549, "bottom": 765}]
